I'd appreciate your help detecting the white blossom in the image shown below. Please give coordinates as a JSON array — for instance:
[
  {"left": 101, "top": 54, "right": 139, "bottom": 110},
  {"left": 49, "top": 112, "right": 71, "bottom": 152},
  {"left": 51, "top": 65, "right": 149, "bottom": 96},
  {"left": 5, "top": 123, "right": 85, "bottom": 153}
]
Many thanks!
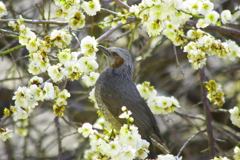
[
  {"left": 81, "top": 0, "right": 101, "bottom": 16},
  {"left": 157, "top": 154, "right": 182, "bottom": 160},
  {"left": 78, "top": 123, "right": 94, "bottom": 138},
  {"left": 229, "top": 106, "right": 240, "bottom": 128},
  {"left": 196, "top": 18, "right": 209, "bottom": 28},
  {"left": 0, "top": 128, "right": 13, "bottom": 141},
  {"left": 13, "top": 105, "right": 29, "bottom": 120},
  {"left": 0, "top": 1, "right": 8, "bottom": 18},
  {"left": 198, "top": 1, "right": 214, "bottom": 15},
  {"left": 221, "top": 10, "right": 232, "bottom": 24},
  {"left": 78, "top": 56, "right": 99, "bottom": 74},
  {"left": 81, "top": 36, "right": 98, "bottom": 57},
  {"left": 81, "top": 71, "right": 100, "bottom": 87},
  {"left": 234, "top": 146, "right": 240, "bottom": 160},
  {"left": 205, "top": 11, "right": 219, "bottom": 25},
  {"left": 47, "top": 64, "right": 65, "bottom": 82},
  {"left": 67, "top": 9, "right": 85, "bottom": 29},
  {"left": 57, "top": 49, "right": 72, "bottom": 65},
  {"left": 43, "top": 82, "right": 55, "bottom": 100}
]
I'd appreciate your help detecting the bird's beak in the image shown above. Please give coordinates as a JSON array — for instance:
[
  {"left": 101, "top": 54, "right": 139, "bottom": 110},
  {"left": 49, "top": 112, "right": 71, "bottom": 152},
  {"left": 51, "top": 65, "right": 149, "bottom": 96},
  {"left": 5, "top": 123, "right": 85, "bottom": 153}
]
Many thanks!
[{"left": 98, "top": 45, "right": 110, "bottom": 56}]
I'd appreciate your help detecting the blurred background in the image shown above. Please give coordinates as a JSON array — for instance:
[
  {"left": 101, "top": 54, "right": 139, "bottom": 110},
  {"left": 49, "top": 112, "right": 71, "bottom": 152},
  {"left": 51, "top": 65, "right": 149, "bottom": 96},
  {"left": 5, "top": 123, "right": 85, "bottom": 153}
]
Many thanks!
[{"left": 1, "top": 0, "right": 240, "bottom": 159}]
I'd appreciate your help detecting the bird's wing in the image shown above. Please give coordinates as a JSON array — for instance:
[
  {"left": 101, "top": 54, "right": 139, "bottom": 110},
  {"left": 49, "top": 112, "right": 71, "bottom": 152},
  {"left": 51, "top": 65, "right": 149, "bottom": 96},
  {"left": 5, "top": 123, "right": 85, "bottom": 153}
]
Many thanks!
[{"left": 100, "top": 76, "right": 156, "bottom": 140}]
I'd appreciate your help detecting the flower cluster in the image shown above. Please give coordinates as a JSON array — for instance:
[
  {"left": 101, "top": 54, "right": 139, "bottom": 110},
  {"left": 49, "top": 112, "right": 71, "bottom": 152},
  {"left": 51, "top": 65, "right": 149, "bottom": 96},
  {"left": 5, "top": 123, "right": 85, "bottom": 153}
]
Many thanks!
[
  {"left": 82, "top": 72, "right": 100, "bottom": 87},
  {"left": 8, "top": 17, "right": 99, "bottom": 127},
  {"left": 136, "top": 81, "right": 157, "bottom": 100},
  {"left": 81, "top": 36, "right": 99, "bottom": 57},
  {"left": 53, "top": 88, "right": 70, "bottom": 117},
  {"left": 16, "top": 119, "right": 29, "bottom": 136},
  {"left": 54, "top": 0, "right": 100, "bottom": 29},
  {"left": 81, "top": 0, "right": 101, "bottom": 16},
  {"left": 9, "top": 76, "right": 70, "bottom": 120},
  {"left": 197, "top": 8, "right": 240, "bottom": 28},
  {"left": 78, "top": 109, "right": 150, "bottom": 160},
  {"left": 50, "top": 40, "right": 99, "bottom": 83},
  {"left": 79, "top": 36, "right": 99, "bottom": 87},
  {"left": 0, "top": 128, "right": 13, "bottom": 141},
  {"left": 234, "top": 146, "right": 240, "bottom": 160},
  {"left": 229, "top": 106, "right": 240, "bottom": 128},
  {"left": 8, "top": 17, "right": 74, "bottom": 76},
  {"left": 128, "top": 0, "right": 240, "bottom": 70},
  {"left": 130, "top": 0, "right": 191, "bottom": 39},
  {"left": 157, "top": 154, "right": 182, "bottom": 160},
  {"left": 9, "top": 18, "right": 49, "bottom": 74},
  {"left": 0, "top": 1, "right": 7, "bottom": 18},
  {"left": 119, "top": 106, "right": 134, "bottom": 123},
  {"left": 137, "top": 81, "right": 181, "bottom": 114},
  {"left": 49, "top": 29, "right": 72, "bottom": 48},
  {"left": 184, "top": 29, "right": 240, "bottom": 69},
  {"left": 212, "top": 157, "right": 230, "bottom": 160},
  {"left": 205, "top": 80, "right": 225, "bottom": 107},
  {"left": 9, "top": 16, "right": 99, "bottom": 84}
]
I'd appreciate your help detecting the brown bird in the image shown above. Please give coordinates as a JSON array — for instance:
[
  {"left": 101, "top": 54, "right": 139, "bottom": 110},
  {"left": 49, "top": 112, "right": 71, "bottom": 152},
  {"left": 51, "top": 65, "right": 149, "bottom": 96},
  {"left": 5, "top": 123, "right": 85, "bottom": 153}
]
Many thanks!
[{"left": 95, "top": 46, "right": 169, "bottom": 158}]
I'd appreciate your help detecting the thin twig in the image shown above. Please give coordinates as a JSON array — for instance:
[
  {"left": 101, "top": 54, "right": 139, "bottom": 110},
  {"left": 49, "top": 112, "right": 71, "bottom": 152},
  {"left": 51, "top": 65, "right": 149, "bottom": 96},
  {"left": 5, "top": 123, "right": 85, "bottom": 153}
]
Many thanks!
[
  {"left": 0, "top": 76, "right": 30, "bottom": 82},
  {"left": 0, "top": 29, "right": 19, "bottom": 36},
  {"left": 54, "top": 117, "right": 62, "bottom": 160},
  {"left": 177, "top": 129, "right": 206, "bottom": 157},
  {"left": 97, "top": 23, "right": 124, "bottom": 42},
  {"left": 0, "top": 19, "right": 68, "bottom": 25},
  {"left": 97, "top": 16, "right": 137, "bottom": 42},
  {"left": 200, "top": 68, "right": 216, "bottom": 158},
  {"left": 100, "top": 8, "right": 118, "bottom": 15},
  {"left": 61, "top": 117, "right": 78, "bottom": 129},
  {"left": 102, "top": 29, "right": 132, "bottom": 43},
  {"left": 0, "top": 116, "right": 11, "bottom": 127},
  {"left": 213, "top": 124, "right": 240, "bottom": 144},
  {"left": 186, "top": 20, "right": 240, "bottom": 37},
  {"left": 173, "top": 45, "right": 185, "bottom": 77},
  {"left": 113, "top": 0, "right": 130, "bottom": 10},
  {"left": 175, "top": 111, "right": 205, "bottom": 121},
  {"left": 0, "top": 45, "right": 26, "bottom": 55}
]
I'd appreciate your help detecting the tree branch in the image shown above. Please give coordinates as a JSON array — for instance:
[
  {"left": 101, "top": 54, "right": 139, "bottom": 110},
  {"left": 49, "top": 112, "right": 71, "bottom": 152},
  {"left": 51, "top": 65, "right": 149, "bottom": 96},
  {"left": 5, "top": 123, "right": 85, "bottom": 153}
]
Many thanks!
[
  {"left": 0, "top": 19, "right": 68, "bottom": 25},
  {"left": 97, "top": 16, "right": 137, "bottom": 42},
  {"left": 186, "top": 20, "right": 240, "bottom": 37},
  {"left": 55, "top": 117, "right": 62, "bottom": 160},
  {"left": 97, "top": 22, "right": 125, "bottom": 42},
  {"left": 173, "top": 45, "right": 185, "bottom": 77},
  {"left": 177, "top": 129, "right": 206, "bottom": 157},
  {"left": 0, "top": 45, "right": 26, "bottom": 55},
  {"left": 114, "top": 0, "right": 130, "bottom": 10},
  {"left": 200, "top": 68, "right": 216, "bottom": 158}
]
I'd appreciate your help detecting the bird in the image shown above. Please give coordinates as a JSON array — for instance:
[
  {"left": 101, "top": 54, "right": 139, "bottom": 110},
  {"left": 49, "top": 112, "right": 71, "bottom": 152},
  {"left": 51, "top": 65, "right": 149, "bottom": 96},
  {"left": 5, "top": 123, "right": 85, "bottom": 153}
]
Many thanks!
[{"left": 95, "top": 45, "right": 169, "bottom": 158}]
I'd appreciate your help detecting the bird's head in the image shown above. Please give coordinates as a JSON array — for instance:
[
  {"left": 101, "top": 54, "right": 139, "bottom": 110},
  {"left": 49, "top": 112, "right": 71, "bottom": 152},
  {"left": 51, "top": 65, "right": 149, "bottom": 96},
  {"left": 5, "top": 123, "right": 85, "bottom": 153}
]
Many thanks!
[
  {"left": 98, "top": 45, "right": 133, "bottom": 68},
  {"left": 98, "top": 45, "right": 134, "bottom": 77}
]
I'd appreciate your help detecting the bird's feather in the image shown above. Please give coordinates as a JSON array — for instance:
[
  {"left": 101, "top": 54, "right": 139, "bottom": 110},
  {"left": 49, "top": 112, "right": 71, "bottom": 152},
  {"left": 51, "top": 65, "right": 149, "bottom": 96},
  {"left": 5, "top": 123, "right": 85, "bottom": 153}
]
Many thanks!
[{"left": 99, "top": 69, "right": 163, "bottom": 142}]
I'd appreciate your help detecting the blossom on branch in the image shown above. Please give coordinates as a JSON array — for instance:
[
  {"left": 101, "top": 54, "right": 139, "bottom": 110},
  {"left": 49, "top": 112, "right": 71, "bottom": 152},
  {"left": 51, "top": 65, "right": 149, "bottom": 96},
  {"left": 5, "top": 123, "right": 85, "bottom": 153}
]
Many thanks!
[
  {"left": 81, "top": 36, "right": 98, "bottom": 57},
  {"left": 220, "top": 10, "right": 232, "bottom": 24},
  {"left": 234, "top": 146, "right": 240, "bottom": 160},
  {"left": 82, "top": 71, "right": 100, "bottom": 87},
  {"left": 67, "top": 9, "right": 85, "bottom": 29},
  {"left": 81, "top": 0, "right": 101, "bottom": 16},
  {"left": 205, "top": 80, "right": 225, "bottom": 107},
  {"left": 50, "top": 29, "right": 72, "bottom": 48},
  {"left": 0, "top": 1, "right": 7, "bottom": 18},
  {"left": 0, "top": 128, "right": 13, "bottom": 141},
  {"left": 157, "top": 154, "right": 182, "bottom": 160},
  {"left": 229, "top": 106, "right": 240, "bottom": 128},
  {"left": 137, "top": 81, "right": 181, "bottom": 114}
]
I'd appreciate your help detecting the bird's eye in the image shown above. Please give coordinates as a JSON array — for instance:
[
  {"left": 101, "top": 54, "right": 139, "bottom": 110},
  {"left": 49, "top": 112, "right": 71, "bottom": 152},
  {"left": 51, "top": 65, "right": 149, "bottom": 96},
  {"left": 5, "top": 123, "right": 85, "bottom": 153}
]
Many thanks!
[{"left": 112, "top": 52, "right": 118, "bottom": 56}]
